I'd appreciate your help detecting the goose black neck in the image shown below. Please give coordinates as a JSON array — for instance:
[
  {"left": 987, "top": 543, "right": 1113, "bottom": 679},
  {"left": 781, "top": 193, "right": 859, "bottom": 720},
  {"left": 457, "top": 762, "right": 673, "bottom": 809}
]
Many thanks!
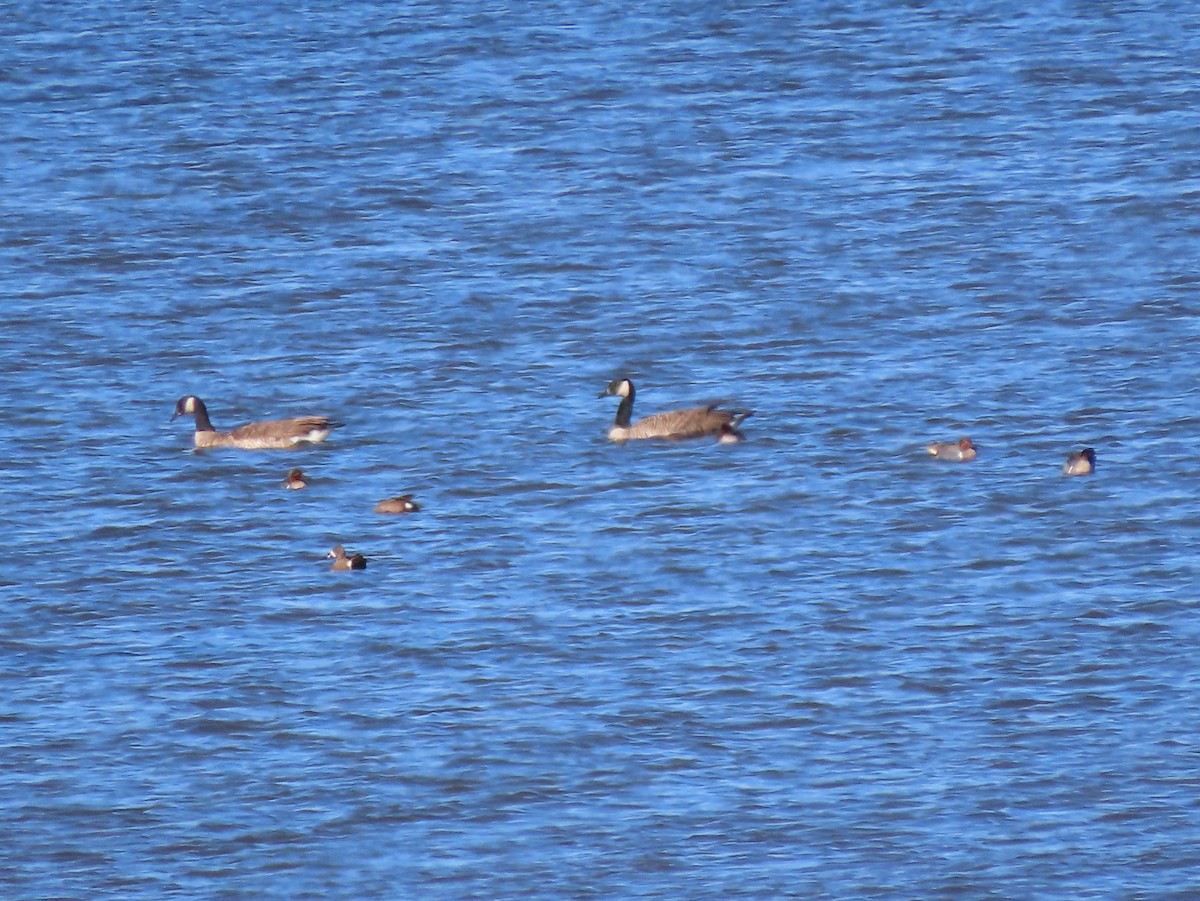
[
  {"left": 614, "top": 389, "right": 634, "bottom": 428},
  {"left": 191, "top": 398, "right": 216, "bottom": 432}
]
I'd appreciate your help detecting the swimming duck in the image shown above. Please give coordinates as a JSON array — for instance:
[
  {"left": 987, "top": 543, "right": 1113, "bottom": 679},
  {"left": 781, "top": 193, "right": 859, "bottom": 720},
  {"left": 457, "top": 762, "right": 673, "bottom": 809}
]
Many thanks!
[
  {"left": 375, "top": 495, "right": 420, "bottom": 514},
  {"left": 327, "top": 545, "right": 367, "bottom": 570},
  {"left": 927, "top": 436, "right": 977, "bottom": 461},
  {"left": 283, "top": 468, "right": 308, "bottom": 490},
  {"left": 599, "top": 378, "right": 752, "bottom": 442},
  {"left": 1063, "top": 447, "right": 1095, "bottom": 476},
  {"left": 172, "top": 395, "right": 333, "bottom": 450},
  {"left": 717, "top": 423, "right": 744, "bottom": 444}
]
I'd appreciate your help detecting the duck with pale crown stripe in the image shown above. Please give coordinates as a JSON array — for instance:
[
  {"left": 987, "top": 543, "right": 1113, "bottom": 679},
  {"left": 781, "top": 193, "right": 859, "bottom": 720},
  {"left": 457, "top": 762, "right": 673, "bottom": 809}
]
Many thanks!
[{"left": 327, "top": 545, "right": 367, "bottom": 570}]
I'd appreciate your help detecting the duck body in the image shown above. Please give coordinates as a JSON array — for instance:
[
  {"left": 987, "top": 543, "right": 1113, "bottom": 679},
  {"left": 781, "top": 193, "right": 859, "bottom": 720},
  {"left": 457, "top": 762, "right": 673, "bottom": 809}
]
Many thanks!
[
  {"left": 717, "top": 423, "right": 744, "bottom": 444},
  {"left": 927, "top": 436, "right": 977, "bottom": 461},
  {"left": 283, "top": 468, "right": 308, "bottom": 490},
  {"left": 328, "top": 545, "right": 367, "bottom": 570},
  {"left": 1063, "top": 447, "right": 1095, "bottom": 476},
  {"left": 375, "top": 495, "right": 420, "bottom": 514},
  {"left": 600, "top": 378, "right": 752, "bottom": 442},
  {"left": 173, "top": 395, "right": 332, "bottom": 449}
]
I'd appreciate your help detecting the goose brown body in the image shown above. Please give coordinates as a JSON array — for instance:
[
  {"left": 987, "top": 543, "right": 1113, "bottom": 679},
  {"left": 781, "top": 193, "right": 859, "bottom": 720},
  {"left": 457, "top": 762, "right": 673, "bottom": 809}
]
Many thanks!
[
  {"left": 172, "top": 395, "right": 333, "bottom": 450},
  {"left": 600, "top": 378, "right": 752, "bottom": 442}
]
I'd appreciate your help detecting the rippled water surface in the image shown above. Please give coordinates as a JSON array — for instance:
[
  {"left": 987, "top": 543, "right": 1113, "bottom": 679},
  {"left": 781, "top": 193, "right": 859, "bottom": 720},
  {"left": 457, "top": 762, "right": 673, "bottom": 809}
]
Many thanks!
[{"left": 4, "top": 2, "right": 1200, "bottom": 898}]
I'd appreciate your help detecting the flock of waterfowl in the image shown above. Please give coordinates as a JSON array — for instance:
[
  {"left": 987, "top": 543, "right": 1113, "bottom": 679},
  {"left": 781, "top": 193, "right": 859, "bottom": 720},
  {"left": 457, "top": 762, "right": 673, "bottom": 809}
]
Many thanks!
[
  {"left": 172, "top": 393, "right": 419, "bottom": 571},
  {"left": 926, "top": 435, "right": 1095, "bottom": 475},
  {"left": 173, "top": 381, "right": 1096, "bottom": 570}
]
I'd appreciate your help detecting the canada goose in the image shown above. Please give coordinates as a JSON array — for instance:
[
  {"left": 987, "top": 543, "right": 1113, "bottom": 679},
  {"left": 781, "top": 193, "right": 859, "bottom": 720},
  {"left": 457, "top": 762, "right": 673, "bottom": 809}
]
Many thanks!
[
  {"left": 927, "top": 436, "right": 977, "bottom": 461},
  {"left": 375, "top": 494, "right": 420, "bottom": 514},
  {"left": 328, "top": 545, "right": 367, "bottom": 570},
  {"left": 172, "top": 395, "right": 333, "bottom": 449},
  {"left": 1063, "top": 447, "right": 1095, "bottom": 476},
  {"left": 283, "top": 468, "right": 308, "bottom": 490},
  {"left": 599, "top": 378, "right": 752, "bottom": 441}
]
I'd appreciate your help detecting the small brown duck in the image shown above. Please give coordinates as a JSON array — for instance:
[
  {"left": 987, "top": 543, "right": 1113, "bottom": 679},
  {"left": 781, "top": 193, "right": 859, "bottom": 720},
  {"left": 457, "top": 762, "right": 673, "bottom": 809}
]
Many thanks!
[
  {"left": 328, "top": 545, "right": 367, "bottom": 570},
  {"left": 375, "top": 494, "right": 421, "bottom": 514},
  {"left": 283, "top": 468, "right": 308, "bottom": 490},
  {"left": 1063, "top": 447, "right": 1095, "bottom": 476},
  {"left": 172, "top": 395, "right": 333, "bottom": 450},
  {"left": 927, "top": 436, "right": 977, "bottom": 461}
]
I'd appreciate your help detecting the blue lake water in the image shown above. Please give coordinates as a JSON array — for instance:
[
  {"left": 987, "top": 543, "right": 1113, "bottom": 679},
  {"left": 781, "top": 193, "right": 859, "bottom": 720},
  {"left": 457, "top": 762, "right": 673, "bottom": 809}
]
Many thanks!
[{"left": 3, "top": 1, "right": 1200, "bottom": 898}]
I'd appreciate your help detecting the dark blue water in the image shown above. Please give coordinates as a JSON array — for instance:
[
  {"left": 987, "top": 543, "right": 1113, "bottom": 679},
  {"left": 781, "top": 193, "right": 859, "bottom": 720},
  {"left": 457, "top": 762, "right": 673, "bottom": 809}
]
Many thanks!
[{"left": 3, "top": 2, "right": 1200, "bottom": 898}]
